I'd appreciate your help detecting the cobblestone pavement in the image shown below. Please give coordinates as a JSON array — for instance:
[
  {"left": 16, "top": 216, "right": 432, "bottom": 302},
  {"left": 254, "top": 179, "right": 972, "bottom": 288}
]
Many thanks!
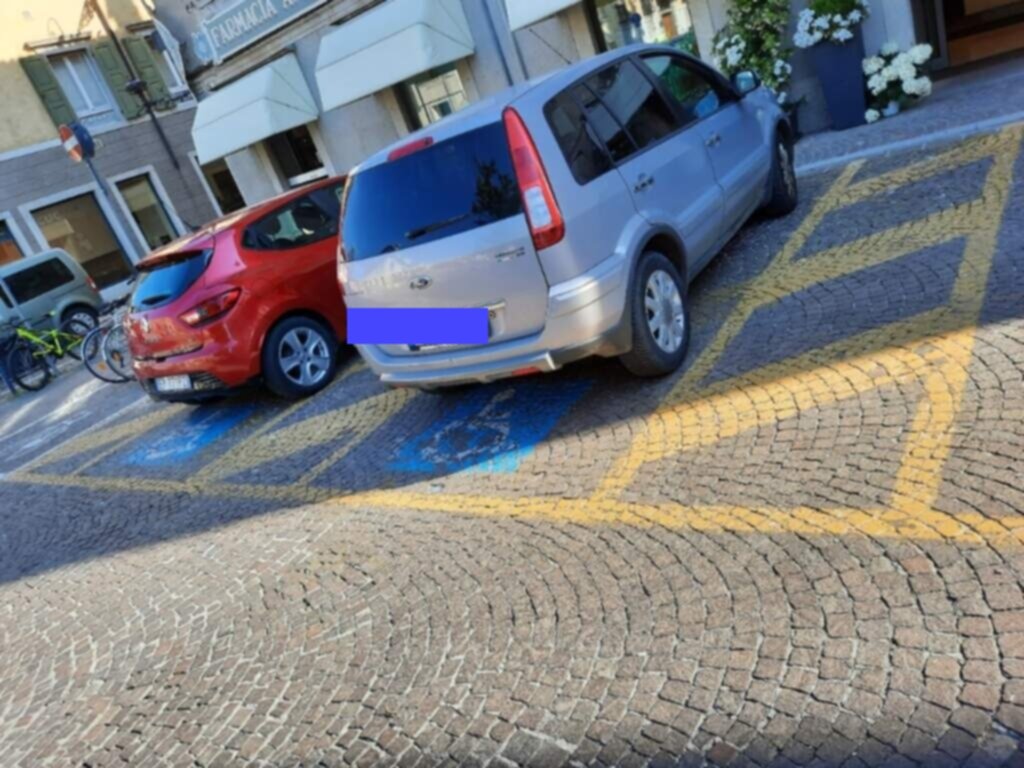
[{"left": 2, "top": 125, "right": 1024, "bottom": 767}]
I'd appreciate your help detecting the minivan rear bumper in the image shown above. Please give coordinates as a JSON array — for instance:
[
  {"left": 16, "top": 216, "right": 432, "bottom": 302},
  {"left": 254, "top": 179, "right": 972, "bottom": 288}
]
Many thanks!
[{"left": 358, "top": 252, "right": 631, "bottom": 387}]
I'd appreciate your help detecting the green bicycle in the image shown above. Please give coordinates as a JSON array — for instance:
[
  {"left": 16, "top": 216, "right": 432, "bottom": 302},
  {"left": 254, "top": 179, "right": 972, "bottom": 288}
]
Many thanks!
[{"left": 3, "top": 312, "right": 94, "bottom": 392}]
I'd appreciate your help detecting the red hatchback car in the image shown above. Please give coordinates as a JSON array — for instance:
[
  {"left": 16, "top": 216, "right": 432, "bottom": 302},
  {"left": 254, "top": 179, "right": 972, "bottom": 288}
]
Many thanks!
[{"left": 126, "top": 176, "right": 347, "bottom": 402}]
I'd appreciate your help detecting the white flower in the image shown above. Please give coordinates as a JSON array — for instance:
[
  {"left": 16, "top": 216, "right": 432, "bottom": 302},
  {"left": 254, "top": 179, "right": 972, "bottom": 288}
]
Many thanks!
[
  {"left": 774, "top": 59, "right": 792, "bottom": 77},
  {"left": 867, "top": 74, "right": 887, "bottom": 94},
  {"left": 794, "top": 30, "right": 822, "bottom": 48},
  {"left": 777, "top": 91, "right": 788, "bottom": 104},
  {"left": 909, "top": 43, "right": 933, "bottom": 65},
  {"left": 814, "top": 16, "right": 830, "bottom": 29},
  {"left": 881, "top": 41, "right": 899, "bottom": 56},
  {"left": 863, "top": 56, "right": 884, "bottom": 75},
  {"left": 834, "top": 28, "right": 854, "bottom": 42},
  {"left": 849, "top": 10, "right": 863, "bottom": 22},
  {"left": 865, "top": 109, "right": 881, "bottom": 123}
]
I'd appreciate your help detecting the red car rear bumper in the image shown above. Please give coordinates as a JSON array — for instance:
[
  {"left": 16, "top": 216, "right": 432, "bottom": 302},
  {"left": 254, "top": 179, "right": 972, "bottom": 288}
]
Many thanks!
[{"left": 133, "top": 335, "right": 261, "bottom": 391}]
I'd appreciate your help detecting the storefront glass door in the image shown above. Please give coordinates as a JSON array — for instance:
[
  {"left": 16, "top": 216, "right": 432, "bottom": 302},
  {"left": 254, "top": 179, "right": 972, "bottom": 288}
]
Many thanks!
[
  {"left": 588, "top": 0, "right": 699, "bottom": 56},
  {"left": 32, "top": 194, "right": 134, "bottom": 289}
]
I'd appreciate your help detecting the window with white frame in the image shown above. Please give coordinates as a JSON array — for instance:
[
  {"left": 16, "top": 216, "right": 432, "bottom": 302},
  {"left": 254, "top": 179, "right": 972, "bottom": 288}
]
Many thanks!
[
  {"left": 48, "top": 50, "right": 118, "bottom": 125},
  {"left": 400, "top": 65, "right": 470, "bottom": 129},
  {"left": 116, "top": 174, "right": 180, "bottom": 251}
]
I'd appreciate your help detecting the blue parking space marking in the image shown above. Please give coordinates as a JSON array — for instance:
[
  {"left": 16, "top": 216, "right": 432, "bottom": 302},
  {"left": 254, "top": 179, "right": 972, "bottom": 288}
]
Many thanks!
[
  {"left": 389, "top": 379, "right": 591, "bottom": 474},
  {"left": 123, "top": 405, "right": 257, "bottom": 467}
]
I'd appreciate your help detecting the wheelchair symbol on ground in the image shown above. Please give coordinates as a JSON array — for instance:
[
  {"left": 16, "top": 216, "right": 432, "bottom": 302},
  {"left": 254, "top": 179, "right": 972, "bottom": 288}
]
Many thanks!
[
  {"left": 123, "top": 404, "right": 256, "bottom": 466},
  {"left": 389, "top": 379, "right": 591, "bottom": 474}
]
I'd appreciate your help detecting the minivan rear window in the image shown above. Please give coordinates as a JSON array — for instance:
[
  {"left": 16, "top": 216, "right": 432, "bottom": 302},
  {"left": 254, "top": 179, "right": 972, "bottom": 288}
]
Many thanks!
[
  {"left": 3, "top": 258, "right": 75, "bottom": 304},
  {"left": 132, "top": 251, "right": 211, "bottom": 311},
  {"left": 341, "top": 122, "right": 522, "bottom": 261}
]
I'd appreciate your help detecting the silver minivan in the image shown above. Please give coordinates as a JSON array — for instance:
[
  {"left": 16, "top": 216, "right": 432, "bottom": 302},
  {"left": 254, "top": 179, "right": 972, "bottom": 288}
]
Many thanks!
[
  {"left": 338, "top": 45, "right": 797, "bottom": 387},
  {"left": 0, "top": 249, "right": 104, "bottom": 328}
]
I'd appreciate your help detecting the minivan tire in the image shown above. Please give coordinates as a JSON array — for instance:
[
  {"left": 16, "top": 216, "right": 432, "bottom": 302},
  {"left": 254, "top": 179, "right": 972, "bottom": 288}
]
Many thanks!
[
  {"left": 764, "top": 132, "right": 798, "bottom": 217},
  {"left": 619, "top": 251, "right": 690, "bottom": 378},
  {"left": 61, "top": 305, "right": 99, "bottom": 330},
  {"left": 262, "top": 316, "right": 338, "bottom": 400}
]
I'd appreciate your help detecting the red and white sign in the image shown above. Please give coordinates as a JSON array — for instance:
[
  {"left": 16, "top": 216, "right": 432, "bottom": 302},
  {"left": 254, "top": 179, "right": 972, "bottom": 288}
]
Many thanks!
[{"left": 59, "top": 124, "right": 84, "bottom": 163}]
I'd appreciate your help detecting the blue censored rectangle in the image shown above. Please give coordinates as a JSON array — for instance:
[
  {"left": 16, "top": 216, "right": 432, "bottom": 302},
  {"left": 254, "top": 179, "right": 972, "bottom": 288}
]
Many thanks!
[{"left": 347, "top": 308, "right": 490, "bottom": 346}]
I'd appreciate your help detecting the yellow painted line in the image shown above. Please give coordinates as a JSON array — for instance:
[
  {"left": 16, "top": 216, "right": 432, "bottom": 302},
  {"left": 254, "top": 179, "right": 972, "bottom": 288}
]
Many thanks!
[
  {"left": 593, "top": 125, "right": 1022, "bottom": 504},
  {"left": 331, "top": 491, "right": 1021, "bottom": 547},
  {"left": 197, "top": 386, "right": 415, "bottom": 482},
  {"left": 296, "top": 387, "right": 416, "bottom": 485},
  {"left": 594, "top": 160, "right": 865, "bottom": 499},
  {"left": 16, "top": 407, "right": 183, "bottom": 476},
  {"left": 891, "top": 124, "right": 1022, "bottom": 520},
  {"left": 194, "top": 359, "right": 366, "bottom": 483},
  {"left": 733, "top": 202, "right": 979, "bottom": 306},
  {"left": 838, "top": 127, "right": 1011, "bottom": 207},
  {"left": 8, "top": 127, "right": 1024, "bottom": 553},
  {"left": 8, "top": 470, "right": 335, "bottom": 504}
]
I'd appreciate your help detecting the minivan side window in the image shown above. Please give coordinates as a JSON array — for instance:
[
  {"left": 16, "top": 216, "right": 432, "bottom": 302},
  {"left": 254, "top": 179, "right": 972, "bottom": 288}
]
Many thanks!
[
  {"left": 245, "top": 183, "right": 344, "bottom": 251},
  {"left": 571, "top": 85, "right": 635, "bottom": 163},
  {"left": 585, "top": 60, "right": 679, "bottom": 158},
  {"left": 3, "top": 259, "right": 75, "bottom": 304},
  {"left": 545, "top": 91, "right": 614, "bottom": 185},
  {"left": 642, "top": 55, "right": 723, "bottom": 126}
]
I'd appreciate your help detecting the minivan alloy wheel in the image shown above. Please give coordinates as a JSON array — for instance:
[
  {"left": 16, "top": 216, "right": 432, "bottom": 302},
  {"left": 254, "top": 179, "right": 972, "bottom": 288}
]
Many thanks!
[
  {"left": 278, "top": 327, "right": 331, "bottom": 387},
  {"left": 644, "top": 269, "right": 685, "bottom": 354}
]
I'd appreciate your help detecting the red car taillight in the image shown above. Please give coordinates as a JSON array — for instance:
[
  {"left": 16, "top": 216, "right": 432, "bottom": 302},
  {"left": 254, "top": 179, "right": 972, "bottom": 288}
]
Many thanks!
[
  {"left": 87, "top": 276, "right": 99, "bottom": 292},
  {"left": 180, "top": 288, "right": 241, "bottom": 327},
  {"left": 503, "top": 107, "right": 564, "bottom": 251}
]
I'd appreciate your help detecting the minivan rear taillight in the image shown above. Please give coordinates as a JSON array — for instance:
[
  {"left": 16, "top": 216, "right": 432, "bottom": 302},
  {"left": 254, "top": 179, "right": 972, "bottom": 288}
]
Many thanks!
[
  {"left": 87, "top": 276, "right": 99, "bottom": 292},
  {"left": 503, "top": 108, "right": 564, "bottom": 251}
]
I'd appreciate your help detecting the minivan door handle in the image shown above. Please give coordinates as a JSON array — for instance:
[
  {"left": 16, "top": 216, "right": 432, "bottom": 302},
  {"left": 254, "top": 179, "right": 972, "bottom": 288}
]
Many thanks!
[
  {"left": 409, "top": 276, "right": 432, "bottom": 290},
  {"left": 705, "top": 132, "right": 722, "bottom": 148},
  {"left": 634, "top": 174, "right": 655, "bottom": 193}
]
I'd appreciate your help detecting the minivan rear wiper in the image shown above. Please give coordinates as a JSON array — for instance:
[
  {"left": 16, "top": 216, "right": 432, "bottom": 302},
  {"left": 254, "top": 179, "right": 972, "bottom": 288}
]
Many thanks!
[{"left": 405, "top": 213, "right": 473, "bottom": 241}]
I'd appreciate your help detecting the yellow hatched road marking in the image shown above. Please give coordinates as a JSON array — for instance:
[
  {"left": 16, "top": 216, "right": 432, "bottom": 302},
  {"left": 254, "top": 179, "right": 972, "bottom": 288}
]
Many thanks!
[{"left": 8, "top": 125, "right": 1024, "bottom": 547}]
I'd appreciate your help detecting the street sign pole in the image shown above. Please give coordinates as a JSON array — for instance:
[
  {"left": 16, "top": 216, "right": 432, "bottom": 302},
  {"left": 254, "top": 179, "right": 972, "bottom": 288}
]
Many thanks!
[{"left": 59, "top": 121, "right": 137, "bottom": 279}]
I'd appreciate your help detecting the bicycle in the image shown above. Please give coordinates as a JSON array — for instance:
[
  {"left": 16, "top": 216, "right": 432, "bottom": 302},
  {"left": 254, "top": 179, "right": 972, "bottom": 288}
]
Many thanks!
[
  {"left": 4, "top": 312, "right": 94, "bottom": 392},
  {"left": 83, "top": 298, "right": 133, "bottom": 383}
]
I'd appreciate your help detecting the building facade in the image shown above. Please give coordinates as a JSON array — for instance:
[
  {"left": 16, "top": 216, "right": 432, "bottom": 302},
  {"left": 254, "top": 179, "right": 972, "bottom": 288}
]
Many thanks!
[
  {"left": 0, "top": 0, "right": 221, "bottom": 300},
  {"left": 151, "top": 0, "right": 1024, "bottom": 210}
]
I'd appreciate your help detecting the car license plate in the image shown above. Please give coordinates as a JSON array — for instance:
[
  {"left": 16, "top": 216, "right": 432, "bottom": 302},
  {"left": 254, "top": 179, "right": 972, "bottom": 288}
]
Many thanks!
[
  {"left": 407, "top": 307, "right": 498, "bottom": 353},
  {"left": 155, "top": 375, "right": 192, "bottom": 393}
]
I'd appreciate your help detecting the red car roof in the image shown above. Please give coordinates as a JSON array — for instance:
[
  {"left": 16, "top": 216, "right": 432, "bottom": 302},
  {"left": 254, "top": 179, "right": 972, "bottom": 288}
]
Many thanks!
[{"left": 138, "top": 176, "right": 346, "bottom": 268}]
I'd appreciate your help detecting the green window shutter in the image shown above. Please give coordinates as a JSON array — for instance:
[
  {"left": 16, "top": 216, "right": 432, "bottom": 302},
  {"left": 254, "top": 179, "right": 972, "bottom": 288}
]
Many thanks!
[
  {"left": 123, "top": 36, "right": 173, "bottom": 111},
  {"left": 92, "top": 40, "right": 146, "bottom": 121},
  {"left": 20, "top": 56, "right": 77, "bottom": 129}
]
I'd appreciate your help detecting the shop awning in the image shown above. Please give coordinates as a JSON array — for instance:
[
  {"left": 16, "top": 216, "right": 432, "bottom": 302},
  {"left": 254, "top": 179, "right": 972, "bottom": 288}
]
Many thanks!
[
  {"left": 508, "top": 0, "right": 581, "bottom": 30},
  {"left": 315, "top": 0, "right": 474, "bottom": 111},
  {"left": 192, "top": 54, "right": 319, "bottom": 164}
]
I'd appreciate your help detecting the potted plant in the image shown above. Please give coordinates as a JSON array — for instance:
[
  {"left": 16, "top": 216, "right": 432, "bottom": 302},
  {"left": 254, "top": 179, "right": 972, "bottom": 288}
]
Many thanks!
[
  {"left": 794, "top": 0, "right": 871, "bottom": 130},
  {"left": 711, "top": 0, "right": 794, "bottom": 109},
  {"left": 863, "top": 42, "right": 934, "bottom": 123}
]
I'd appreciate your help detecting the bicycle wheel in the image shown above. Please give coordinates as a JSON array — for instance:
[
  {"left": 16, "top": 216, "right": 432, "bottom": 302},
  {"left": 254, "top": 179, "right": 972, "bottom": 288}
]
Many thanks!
[
  {"left": 83, "top": 326, "right": 124, "bottom": 383},
  {"left": 7, "top": 343, "right": 51, "bottom": 392},
  {"left": 101, "top": 326, "right": 134, "bottom": 382},
  {"left": 58, "top": 317, "right": 92, "bottom": 362}
]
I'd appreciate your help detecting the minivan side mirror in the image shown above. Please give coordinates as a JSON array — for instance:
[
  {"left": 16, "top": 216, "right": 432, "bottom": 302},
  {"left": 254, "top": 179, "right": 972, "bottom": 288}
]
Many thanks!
[{"left": 732, "top": 71, "right": 760, "bottom": 97}]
